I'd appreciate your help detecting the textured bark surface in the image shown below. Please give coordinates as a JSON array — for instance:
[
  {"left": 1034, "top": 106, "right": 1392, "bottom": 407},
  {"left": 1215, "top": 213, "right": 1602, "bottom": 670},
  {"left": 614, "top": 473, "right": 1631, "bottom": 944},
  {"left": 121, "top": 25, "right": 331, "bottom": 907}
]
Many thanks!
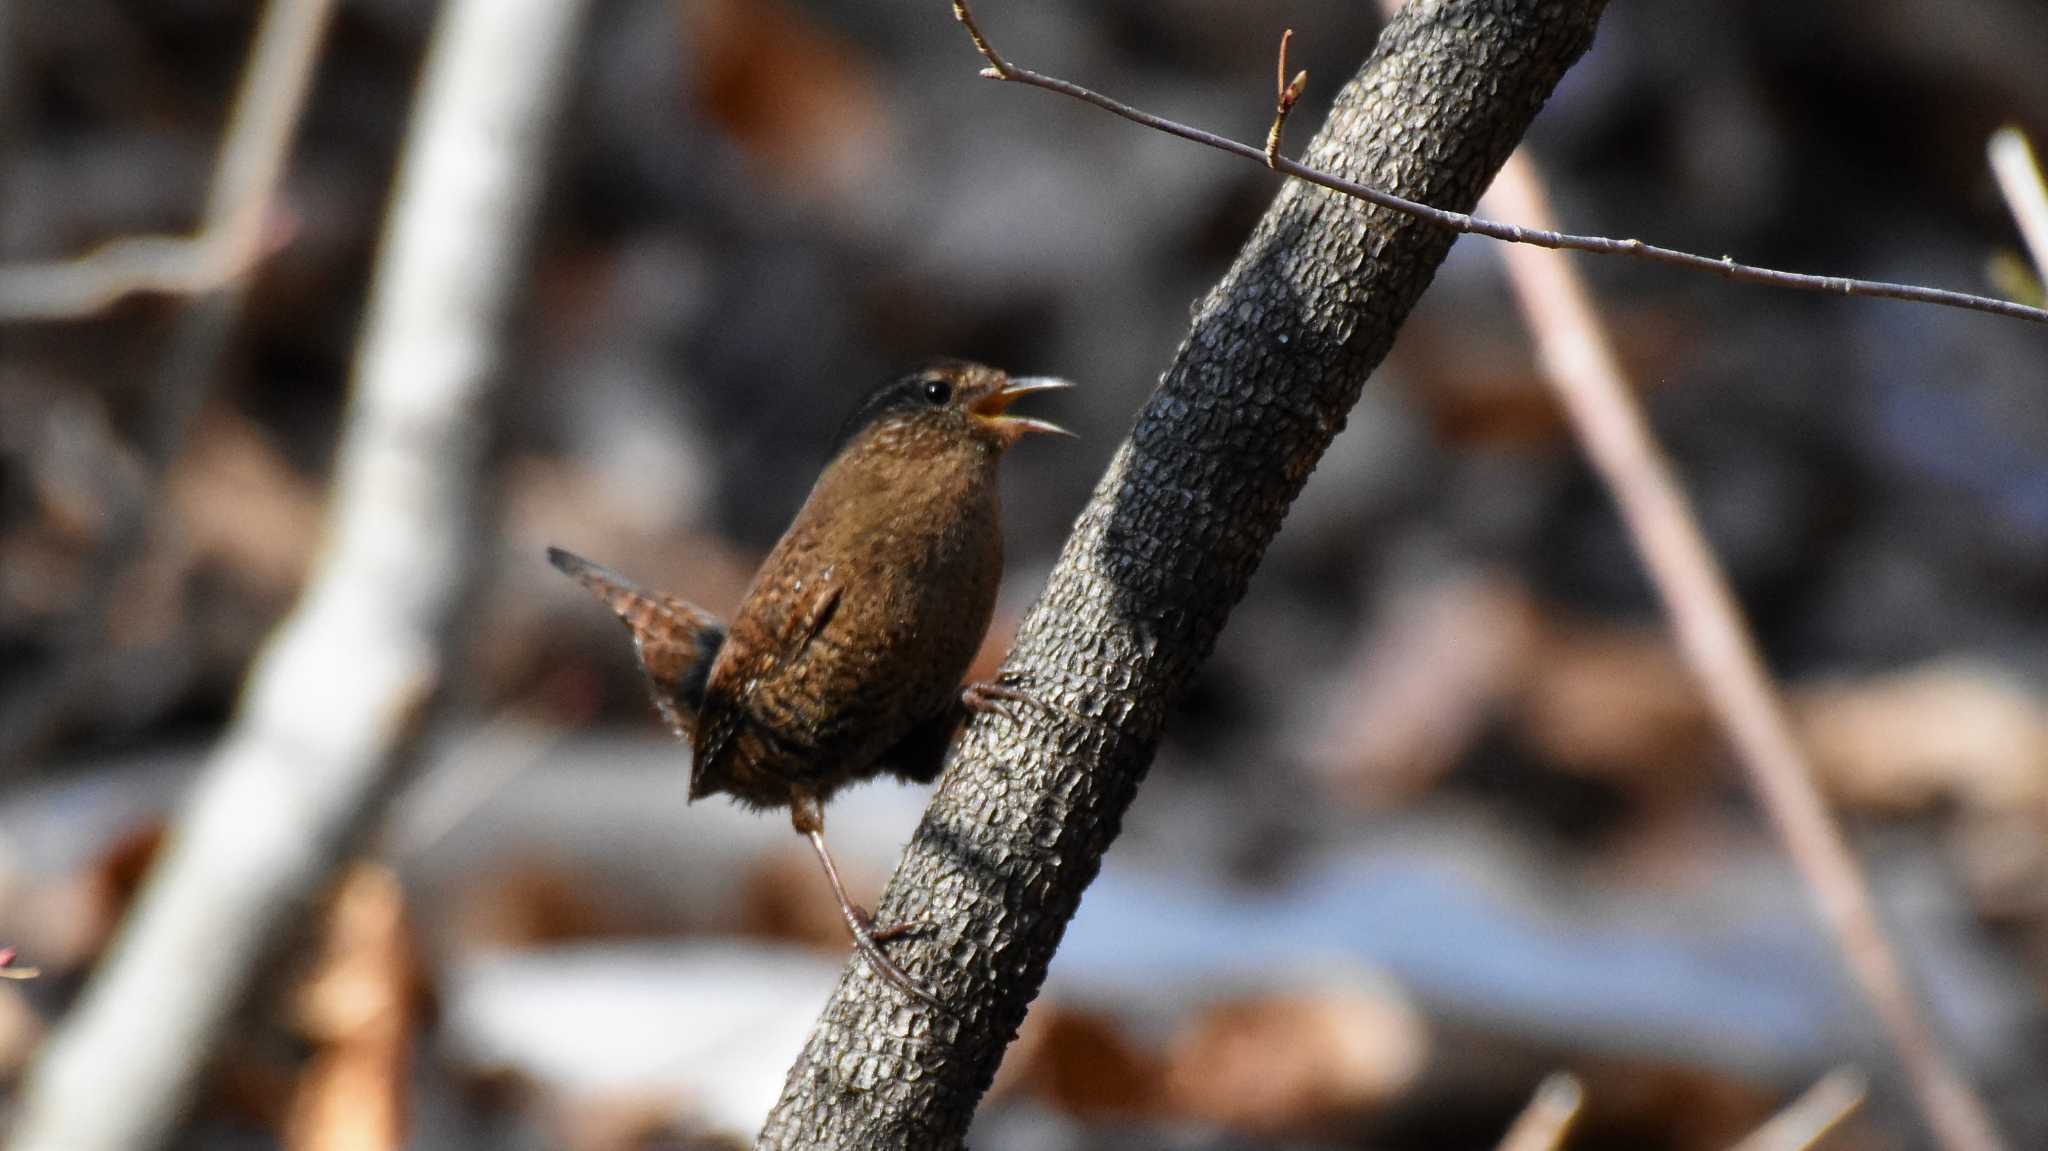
[{"left": 756, "top": 2, "right": 1607, "bottom": 1146}]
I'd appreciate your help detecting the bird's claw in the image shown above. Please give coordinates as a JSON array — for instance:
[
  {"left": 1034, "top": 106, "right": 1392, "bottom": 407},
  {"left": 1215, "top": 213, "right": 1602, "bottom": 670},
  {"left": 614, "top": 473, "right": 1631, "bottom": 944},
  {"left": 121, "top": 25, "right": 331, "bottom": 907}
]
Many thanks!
[
  {"left": 962, "top": 678, "right": 1041, "bottom": 723},
  {"left": 847, "top": 914, "right": 944, "bottom": 1008},
  {"left": 861, "top": 913, "right": 927, "bottom": 945}
]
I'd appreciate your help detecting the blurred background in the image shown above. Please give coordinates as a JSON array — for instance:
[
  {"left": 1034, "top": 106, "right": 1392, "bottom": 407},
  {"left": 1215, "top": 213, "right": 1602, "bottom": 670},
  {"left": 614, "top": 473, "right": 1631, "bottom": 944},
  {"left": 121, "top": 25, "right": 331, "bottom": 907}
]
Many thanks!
[{"left": 3, "top": 0, "right": 2048, "bottom": 1148}]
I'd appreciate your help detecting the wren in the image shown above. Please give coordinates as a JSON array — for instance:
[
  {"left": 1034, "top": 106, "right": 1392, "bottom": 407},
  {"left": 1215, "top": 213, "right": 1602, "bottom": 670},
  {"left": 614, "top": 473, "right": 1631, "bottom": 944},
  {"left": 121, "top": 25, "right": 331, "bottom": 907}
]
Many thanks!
[{"left": 548, "top": 360, "right": 1070, "bottom": 1002}]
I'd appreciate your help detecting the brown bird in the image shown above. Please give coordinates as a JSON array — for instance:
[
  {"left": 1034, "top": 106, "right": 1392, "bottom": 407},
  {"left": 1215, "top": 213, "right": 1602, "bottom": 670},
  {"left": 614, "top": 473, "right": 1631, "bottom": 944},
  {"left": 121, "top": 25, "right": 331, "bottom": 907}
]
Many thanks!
[{"left": 548, "top": 360, "right": 1070, "bottom": 1001}]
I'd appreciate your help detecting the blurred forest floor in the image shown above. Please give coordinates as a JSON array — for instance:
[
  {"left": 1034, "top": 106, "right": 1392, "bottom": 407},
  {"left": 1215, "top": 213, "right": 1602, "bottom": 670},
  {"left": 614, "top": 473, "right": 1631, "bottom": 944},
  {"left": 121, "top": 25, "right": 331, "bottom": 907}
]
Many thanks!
[{"left": 3, "top": 1, "right": 2048, "bottom": 1148}]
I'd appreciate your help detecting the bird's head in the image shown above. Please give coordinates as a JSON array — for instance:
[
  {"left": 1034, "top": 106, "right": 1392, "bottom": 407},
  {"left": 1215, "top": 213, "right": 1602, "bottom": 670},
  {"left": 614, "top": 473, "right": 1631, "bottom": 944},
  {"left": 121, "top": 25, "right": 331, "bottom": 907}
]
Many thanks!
[{"left": 833, "top": 359, "right": 1073, "bottom": 460}]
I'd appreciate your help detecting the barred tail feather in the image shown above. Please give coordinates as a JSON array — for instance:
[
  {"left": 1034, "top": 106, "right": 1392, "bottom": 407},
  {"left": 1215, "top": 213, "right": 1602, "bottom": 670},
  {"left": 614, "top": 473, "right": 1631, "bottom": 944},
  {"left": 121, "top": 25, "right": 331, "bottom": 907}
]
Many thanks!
[{"left": 546, "top": 547, "right": 725, "bottom": 736}]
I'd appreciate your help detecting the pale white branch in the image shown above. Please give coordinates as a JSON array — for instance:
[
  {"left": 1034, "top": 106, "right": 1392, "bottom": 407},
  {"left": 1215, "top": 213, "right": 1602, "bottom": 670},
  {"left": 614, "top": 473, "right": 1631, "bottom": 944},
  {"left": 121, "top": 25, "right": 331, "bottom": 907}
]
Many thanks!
[
  {"left": 0, "top": 0, "right": 325, "bottom": 323},
  {"left": 6, "top": 1, "right": 595, "bottom": 1148},
  {"left": 1494, "top": 1073, "right": 1584, "bottom": 1151},
  {"left": 1988, "top": 128, "right": 2048, "bottom": 285},
  {"left": 1726, "top": 1069, "right": 1867, "bottom": 1151}
]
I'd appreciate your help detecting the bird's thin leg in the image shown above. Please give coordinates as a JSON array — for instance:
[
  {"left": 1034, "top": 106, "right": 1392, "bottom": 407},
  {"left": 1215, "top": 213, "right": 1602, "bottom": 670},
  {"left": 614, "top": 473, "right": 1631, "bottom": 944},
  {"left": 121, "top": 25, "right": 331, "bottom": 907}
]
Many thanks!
[{"left": 792, "top": 800, "right": 942, "bottom": 1008}]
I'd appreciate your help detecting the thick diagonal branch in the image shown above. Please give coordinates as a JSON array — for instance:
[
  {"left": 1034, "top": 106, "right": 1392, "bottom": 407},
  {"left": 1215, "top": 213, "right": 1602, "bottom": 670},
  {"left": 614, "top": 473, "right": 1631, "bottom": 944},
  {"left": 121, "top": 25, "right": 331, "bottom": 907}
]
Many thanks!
[{"left": 755, "top": 2, "right": 1608, "bottom": 1146}]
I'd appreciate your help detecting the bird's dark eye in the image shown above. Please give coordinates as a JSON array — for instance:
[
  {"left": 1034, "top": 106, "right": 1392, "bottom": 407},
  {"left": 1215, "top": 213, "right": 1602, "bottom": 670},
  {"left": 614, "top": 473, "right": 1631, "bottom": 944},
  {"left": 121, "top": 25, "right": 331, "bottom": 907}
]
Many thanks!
[{"left": 922, "top": 379, "right": 953, "bottom": 406}]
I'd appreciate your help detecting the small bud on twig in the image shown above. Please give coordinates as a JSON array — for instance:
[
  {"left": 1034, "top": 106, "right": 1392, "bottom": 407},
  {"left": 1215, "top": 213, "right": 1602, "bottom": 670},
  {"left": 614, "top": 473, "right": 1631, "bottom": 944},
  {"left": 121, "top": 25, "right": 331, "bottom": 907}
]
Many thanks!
[{"left": 1266, "top": 30, "right": 1307, "bottom": 169}]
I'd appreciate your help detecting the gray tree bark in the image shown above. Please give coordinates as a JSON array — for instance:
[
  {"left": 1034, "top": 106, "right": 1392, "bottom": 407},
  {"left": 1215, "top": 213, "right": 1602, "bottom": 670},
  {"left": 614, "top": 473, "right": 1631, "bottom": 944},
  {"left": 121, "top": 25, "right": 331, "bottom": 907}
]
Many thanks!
[{"left": 756, "top": 1, "right": 1608, "bottom": 1147}]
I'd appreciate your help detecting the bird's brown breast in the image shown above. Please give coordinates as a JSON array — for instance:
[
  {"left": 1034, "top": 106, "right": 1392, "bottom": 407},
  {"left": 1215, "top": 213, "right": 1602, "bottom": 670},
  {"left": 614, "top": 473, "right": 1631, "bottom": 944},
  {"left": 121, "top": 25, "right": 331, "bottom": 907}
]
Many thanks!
[{"left": 691, "top": 426, "right": 1003, "bottom": 809}]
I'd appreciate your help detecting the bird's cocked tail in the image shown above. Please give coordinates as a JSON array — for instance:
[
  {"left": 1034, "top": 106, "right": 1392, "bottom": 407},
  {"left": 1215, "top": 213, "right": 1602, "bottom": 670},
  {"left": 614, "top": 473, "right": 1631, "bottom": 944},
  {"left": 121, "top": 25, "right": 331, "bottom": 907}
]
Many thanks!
[{"left": 547, "top": 547, "right": 725, "bottom": 739}]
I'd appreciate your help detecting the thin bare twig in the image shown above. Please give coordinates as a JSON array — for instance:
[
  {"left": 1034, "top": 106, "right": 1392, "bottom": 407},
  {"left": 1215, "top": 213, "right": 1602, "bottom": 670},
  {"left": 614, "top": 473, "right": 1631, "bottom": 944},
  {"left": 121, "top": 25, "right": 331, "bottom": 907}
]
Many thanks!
[
  {"left": 1484, "top": 150, "right": 2008, "bottom": 1151},
  {"left": 1988, "top": 127, "right": 2048, "bottom": 283},
  {"left": 949, "top": 0, "right": 2048, "bottom": 327},
  {"left": 1495, "top": 1073, "right": 1584, "bottom": 1151},
  {"left": 0, "top": 0, "right": 318, "bottom": 325},
  {"left": 0, "top": 0, "right": 334, "bottom": 771},
  {"left": 0, "top": 220, "right": 288, "bottom": 323},
  {"left": 1265, "top": 30, "right": 1307, "bottom": 170},
  {"left": 1726, "top": 1069, "right": 1867, "bottom": 1151}
]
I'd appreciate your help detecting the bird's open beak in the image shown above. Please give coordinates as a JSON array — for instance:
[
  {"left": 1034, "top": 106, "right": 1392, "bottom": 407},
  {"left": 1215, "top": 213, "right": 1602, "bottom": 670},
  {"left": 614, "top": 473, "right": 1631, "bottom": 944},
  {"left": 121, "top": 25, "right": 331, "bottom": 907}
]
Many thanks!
[{"left": 971, "top": 376, "right": 1074, "bottom": 439}]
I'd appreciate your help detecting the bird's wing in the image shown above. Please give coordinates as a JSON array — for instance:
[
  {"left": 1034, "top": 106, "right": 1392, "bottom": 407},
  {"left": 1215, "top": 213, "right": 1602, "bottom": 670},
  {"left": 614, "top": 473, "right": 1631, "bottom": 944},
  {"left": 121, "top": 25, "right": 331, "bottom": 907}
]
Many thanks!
[
  {"left": 785, "top": 582, "right": 842, "bottom": 664},
  {"left": 688, "top": 569, "right": 843, "bottom": 797},
  {"left": 726, "top": 577, "right": 842, "bottom": 720}
]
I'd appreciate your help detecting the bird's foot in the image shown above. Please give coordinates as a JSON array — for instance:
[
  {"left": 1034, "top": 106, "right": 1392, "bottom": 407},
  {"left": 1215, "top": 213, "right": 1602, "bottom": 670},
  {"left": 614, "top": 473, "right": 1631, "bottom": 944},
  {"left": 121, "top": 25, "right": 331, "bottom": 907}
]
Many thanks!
[
  {"left": 962, "top": 677, "right": 1047, "bottom": 724},
  {"left": 842, "top": 904, "right": 944, "bottom": 1008},
  {"left": 862, "top": 912, "right": 928, "bottom": 945}
]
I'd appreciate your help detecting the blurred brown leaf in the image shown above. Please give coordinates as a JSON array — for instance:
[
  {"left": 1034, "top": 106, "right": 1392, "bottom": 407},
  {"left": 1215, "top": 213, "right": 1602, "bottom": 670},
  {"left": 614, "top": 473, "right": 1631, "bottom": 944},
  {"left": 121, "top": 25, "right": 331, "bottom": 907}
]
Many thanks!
[
  {"left": 682, "top": 0, "right": 887, "bottom": 200},
  {"left": 169, "top": 410, "right": 321, "bottom": 597},
  {"left": 1795, "top": 660, "right": 2048, "bottom": 963},
  {"left": 997, "top": 1005, "right": 1161, "bottom": 1119},
  {"left": 1794, "top": 660, "right": 2048, "bottom": 817},
  {"left": 1161, "top": 976, "right": 1430, "bottom": 1138},
  {"left": 287, "top": 863, "right": 418, "bottom": 1151},
  {"left": 451, "top": 861, "right": 618, "bottom": 952},
  {"left": 558, "top": 1090, "right": 719, "bottom": 1151},
  {"left": 1515, "top": 617, "right": 1718, "bottom": 792},
  {"left": 738, "top": 848, "right": 848, "bottom": 952},
  {"left": 1569, "top": 1057, "right": 1780, "bottom": 1151},
  {"left": 70, "top": 819, "right": 167, "bottom": 966}
]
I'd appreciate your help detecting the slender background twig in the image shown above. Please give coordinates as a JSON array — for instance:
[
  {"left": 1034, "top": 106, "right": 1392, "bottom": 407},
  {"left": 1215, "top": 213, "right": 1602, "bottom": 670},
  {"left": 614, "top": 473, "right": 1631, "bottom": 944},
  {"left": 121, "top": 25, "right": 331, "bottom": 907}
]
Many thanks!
[
  {"left": 1494, "top": 1073, "right": 1584, "bottom": 1151},
  {"left": 1726, "top": 1069, "right": 1868, "bottom": 1151},
  {"left": 951, "top": 1, "right": 2048, "bottom": 328},
  {"left": 0, "top": 0, "right": 332, "bottom": 772},
  {"left": 1480, "top": 126, "right": 2009, "bottom": 1151},
  {"left": 0, "top": 225, "right": 285, "bottom": 323}
]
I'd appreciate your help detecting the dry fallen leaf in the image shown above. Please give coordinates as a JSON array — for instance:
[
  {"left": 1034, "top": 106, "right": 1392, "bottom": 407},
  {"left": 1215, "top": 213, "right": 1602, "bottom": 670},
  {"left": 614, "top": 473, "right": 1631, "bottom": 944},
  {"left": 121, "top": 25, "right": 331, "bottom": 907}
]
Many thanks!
[
  {"left": 1794, "top": 659, "right": 2048, "bottom": 816},
  {"left": 995, "top": 1004, "right": 1162, "bottom": 1119},
  {"left": 451, "top": 861, "right": 620, "bottom": 953},
  {"left": 1161, "top": 976, "right": 1430, "bottom": 1138},
  {"left": 169, "top": 410, "right": 321, "bottom": 596},
  {"left": 287, "top": 863, "right": 419, "bottom": 1151},
  {"left": 682, "top": 0, "right": 888, "bottom": 202},
  {"left": 1515, "top": 617, "right": 1718, "bottom": 791},
  {"left": 738, "top": 848, "right": 850, "bottom": 952}
]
